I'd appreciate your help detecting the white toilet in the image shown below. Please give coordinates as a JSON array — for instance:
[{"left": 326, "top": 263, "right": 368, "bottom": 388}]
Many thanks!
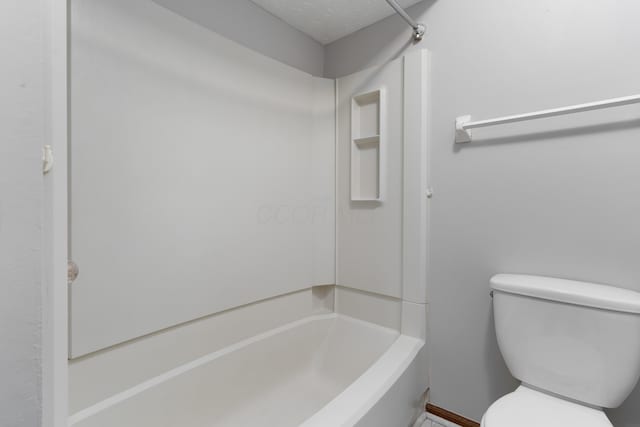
[{"left": 482, "top": 274, "right": 640, "bottom": 427}]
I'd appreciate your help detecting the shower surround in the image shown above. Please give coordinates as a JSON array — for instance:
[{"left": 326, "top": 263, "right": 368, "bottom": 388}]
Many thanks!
[{"left": 68, "top": 1, "right": 430, "bottom": 425}]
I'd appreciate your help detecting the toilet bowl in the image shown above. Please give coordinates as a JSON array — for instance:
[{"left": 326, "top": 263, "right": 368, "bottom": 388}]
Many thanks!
[{"left": 484, "top": 274, "right": 640, "bottom": 426}]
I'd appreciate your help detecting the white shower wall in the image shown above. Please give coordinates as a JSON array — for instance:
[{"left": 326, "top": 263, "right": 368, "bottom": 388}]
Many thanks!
[
  {"left": 69, "top": 0, "right": 335, "bottom": 357},
  {"left": 336, "top": 58, "right": 404, "bottom": 299}
]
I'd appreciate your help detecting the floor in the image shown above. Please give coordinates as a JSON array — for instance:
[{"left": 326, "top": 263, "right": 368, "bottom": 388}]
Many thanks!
[{"left": 422, "top": 413, "right": 462, "bottom": 427}]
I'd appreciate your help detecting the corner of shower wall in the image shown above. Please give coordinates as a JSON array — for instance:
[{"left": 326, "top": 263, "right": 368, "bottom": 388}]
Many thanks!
[{"left": 334, "top": 49, "right": 430, "bottom": 342}]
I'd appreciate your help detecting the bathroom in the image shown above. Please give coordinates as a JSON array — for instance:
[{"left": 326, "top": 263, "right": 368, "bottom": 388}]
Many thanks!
[{"left": 3, "top": 0, "right": 640, "bottom": 426}]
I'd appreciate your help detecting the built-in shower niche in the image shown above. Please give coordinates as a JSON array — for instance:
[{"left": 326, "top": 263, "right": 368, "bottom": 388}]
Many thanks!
[{"left": 351, "top": 89, "right": 383, "bottom": 202}]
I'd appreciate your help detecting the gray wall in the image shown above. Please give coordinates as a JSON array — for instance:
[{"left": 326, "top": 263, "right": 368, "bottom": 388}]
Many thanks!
[
  {"left": 152, "top": 0, "right": 325, "bottom": 76},
  {"left": 325, "top": 0, "right": 640, "bottom": 425},
  {"left": 0, "top": 1, "right": 46, "bottom": 425}
]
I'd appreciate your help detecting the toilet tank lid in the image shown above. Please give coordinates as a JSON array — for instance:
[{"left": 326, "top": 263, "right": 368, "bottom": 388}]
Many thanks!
[{"left": 490, "top": 274, "right": 640, "bottom": 314}]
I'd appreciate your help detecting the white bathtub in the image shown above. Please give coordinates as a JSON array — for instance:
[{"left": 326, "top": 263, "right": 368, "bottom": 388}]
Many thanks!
[{"left": 69, "top": 314, "right": 425, "bottom": 427}]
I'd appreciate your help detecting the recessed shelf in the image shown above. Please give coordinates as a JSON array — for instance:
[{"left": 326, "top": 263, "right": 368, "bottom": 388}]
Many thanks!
[
  {"left": 352, "top": 138, "right": 380, "bottom": 201},
  {"left": 351, "top": 89, "right": 384, "bottom": 202},
  {"left": 352, "top": 91, "right": 380, "bottom": 140}
]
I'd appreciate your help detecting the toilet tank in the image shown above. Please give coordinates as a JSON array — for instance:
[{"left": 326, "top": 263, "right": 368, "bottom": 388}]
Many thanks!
[{"left": 491, "top": 274, "right": 640, "bottom": 408}]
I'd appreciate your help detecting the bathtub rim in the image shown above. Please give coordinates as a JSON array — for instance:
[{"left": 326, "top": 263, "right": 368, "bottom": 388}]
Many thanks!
[{"left": 300, "top": 334, "right": 424, "bottom": 427}]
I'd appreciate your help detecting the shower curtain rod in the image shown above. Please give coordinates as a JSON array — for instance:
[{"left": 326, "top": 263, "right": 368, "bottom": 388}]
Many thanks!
[{"left": 385, "top": 0, "right": 425, "bottom": 41}]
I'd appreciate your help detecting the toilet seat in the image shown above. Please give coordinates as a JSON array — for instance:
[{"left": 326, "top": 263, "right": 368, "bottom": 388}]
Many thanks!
[{"left": 481, "top": 385, "right": 612, "bottom": 427}]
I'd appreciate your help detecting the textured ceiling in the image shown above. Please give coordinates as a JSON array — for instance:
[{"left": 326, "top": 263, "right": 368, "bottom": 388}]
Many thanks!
[{"left": 250, "top": 0, "right": 424, "bottom": 45}]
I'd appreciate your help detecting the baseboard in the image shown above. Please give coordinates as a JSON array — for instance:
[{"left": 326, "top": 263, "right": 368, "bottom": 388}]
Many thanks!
[{"left": 426, "top": 404, "right": 480, "bottom": 427}]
